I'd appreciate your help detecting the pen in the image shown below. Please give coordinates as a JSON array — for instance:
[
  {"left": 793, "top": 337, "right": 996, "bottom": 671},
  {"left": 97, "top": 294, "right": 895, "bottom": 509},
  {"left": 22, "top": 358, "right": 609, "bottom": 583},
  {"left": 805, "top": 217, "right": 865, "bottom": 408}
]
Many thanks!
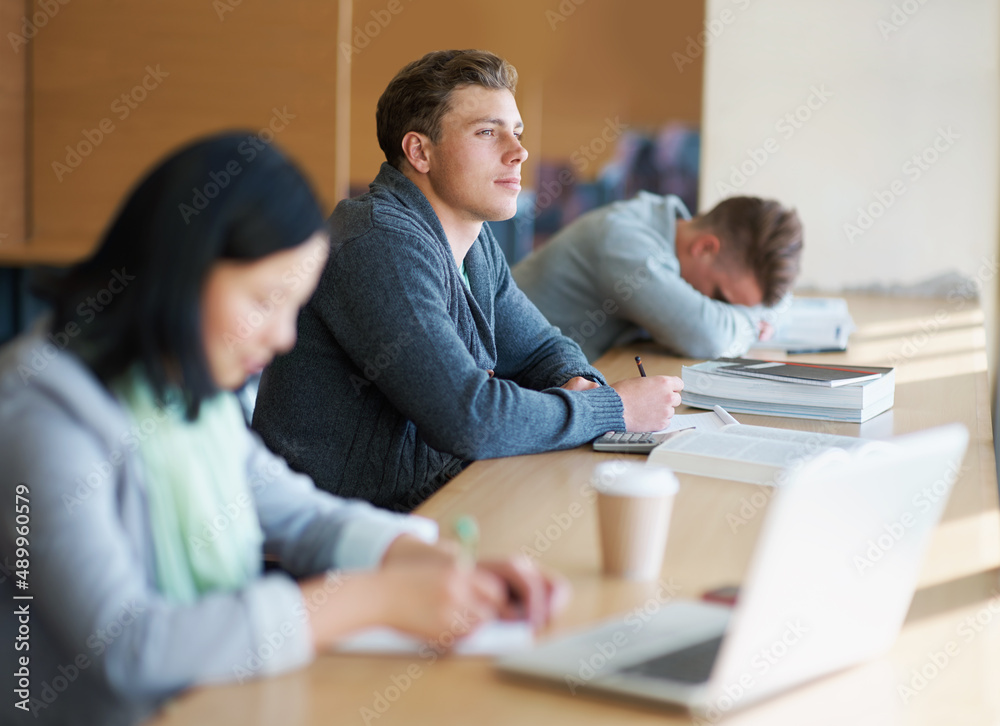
[
  {"left": 635, "top": 355, "right": 647, "bottom": 377},
  {"left": 659, "top": 426, "right": 696, "bottom": 440},
  {"left": 452, "top": 515, "right": 479, "bottom": 571},
  {"left": 454, "top": 514, "right": 526, "bottom": 615}
]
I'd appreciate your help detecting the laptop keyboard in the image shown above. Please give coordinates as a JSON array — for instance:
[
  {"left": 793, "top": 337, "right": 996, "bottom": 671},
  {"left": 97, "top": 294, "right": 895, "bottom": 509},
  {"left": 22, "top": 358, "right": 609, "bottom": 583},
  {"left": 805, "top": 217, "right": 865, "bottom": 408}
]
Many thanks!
[{"left": 619, "top": 635, "right": 724, "bottom": 684}]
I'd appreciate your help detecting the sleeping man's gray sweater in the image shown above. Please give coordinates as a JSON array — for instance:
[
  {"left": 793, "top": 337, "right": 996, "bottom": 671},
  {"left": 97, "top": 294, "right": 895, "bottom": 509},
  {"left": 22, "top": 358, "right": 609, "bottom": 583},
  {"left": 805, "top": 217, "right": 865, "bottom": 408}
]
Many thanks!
[{"left": 252, "top": 163, "right": 625, "bottom": 511}]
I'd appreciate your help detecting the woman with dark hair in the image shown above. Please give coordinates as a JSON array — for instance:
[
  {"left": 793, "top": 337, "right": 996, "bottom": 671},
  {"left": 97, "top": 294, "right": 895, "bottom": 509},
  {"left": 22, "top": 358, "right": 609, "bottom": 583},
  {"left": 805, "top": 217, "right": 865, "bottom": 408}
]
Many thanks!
[{"left": 0, "top": 134, "right": 565, "bottom": 726}]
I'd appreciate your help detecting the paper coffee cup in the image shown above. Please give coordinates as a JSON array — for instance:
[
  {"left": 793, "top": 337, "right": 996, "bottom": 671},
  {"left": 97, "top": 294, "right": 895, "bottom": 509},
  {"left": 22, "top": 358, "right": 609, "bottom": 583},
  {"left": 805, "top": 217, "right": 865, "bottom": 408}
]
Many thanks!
[{"left": 592, "top": 461, "right": 679, "bottom": 581}]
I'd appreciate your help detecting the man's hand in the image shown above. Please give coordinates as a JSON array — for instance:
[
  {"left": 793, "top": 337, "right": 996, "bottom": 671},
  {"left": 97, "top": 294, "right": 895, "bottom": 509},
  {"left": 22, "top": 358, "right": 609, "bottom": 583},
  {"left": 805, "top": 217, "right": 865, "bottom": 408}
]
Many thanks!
[
  {"left": 609, "top": 375, "right": 684, "bottom": 431},
  {"left": 758, "top": 320, "right": 775, "bottom": 341},
  {"left": 560, "top": 376, "right": 601, "bottom": 392}
]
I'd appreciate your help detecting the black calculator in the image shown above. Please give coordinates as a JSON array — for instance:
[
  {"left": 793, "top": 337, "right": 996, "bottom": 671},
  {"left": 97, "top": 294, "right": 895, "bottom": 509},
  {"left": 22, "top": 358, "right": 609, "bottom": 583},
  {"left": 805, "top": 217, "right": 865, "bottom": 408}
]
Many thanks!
[
  {"left": 592, "top": 428, "right": 694, "bottom": 454},
  {"left": 593, "top": 431, "right": 670, "bottom": 454}
]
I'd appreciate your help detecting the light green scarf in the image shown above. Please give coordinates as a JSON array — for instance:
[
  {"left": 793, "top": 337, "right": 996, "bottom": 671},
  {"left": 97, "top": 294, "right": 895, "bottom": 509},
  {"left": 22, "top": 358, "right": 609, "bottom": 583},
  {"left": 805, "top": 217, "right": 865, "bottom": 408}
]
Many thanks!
[{"left": 114, "top": 368, "right": 264, "bottom": 604}]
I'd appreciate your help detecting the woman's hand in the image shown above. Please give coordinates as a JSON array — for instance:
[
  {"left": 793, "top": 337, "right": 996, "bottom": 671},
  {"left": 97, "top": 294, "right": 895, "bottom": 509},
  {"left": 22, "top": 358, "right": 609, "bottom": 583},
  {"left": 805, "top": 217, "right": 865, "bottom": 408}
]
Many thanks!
[
  {"left": 298, "top": 557, "right": 504, "bottom": 648},
  {"left": 369, "top": 561, "right": 507, "bottom": 641},
  {"left": 381, "top": 536, "right": 571, "bottom": 631},
  {"left": 478, "top": 555, "right": 571, "bottom": 628},
  {"left": 302, "top": 535, "right": 571, "bottom": 650}
]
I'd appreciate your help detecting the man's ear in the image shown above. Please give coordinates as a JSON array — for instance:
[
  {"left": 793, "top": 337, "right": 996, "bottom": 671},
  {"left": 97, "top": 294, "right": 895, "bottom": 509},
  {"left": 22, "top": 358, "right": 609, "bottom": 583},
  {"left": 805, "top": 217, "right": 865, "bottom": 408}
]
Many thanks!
[
  {"left": 401, "top": 131, "right": 432, "bottom": 174},
  {"left": 691, "top": 232, "right": 721, "bottom": 261}
]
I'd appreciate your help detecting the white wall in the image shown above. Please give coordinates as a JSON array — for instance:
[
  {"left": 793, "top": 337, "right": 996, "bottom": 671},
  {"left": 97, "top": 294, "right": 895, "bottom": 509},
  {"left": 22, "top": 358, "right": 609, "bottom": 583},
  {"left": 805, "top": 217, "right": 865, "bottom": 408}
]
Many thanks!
[{"left": 700, "top": 0, "right": 999, "bottom": 363}]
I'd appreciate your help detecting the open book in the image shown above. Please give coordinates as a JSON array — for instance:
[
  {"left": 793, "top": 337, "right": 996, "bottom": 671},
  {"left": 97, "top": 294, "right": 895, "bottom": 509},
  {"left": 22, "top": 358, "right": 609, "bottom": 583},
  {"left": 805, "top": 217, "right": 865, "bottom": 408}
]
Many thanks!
[
  {"left": 647, "top": 416, "right": 888, "bottom": 486},
  {"left": 750, "top": 296, "right": 856, "bottom": 353}
]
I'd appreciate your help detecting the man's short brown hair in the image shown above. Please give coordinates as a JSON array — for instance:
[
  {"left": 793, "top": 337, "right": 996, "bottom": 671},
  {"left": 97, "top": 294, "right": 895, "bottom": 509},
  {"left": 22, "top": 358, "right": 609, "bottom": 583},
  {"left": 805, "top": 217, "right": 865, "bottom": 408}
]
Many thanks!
[
  {"left": 694, "top": 197, "right": 803, "bottom": 306},
  {"left": 376, "top": 49, "right": 518, "bottom": 169}
]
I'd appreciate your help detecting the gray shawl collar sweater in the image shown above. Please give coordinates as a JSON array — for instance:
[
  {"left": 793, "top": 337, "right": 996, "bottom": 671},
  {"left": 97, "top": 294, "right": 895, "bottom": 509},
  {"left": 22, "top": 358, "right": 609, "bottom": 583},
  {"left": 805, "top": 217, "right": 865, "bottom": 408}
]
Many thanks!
[{"left": 253, "top": 163, "right": 624, "bottom": 511}]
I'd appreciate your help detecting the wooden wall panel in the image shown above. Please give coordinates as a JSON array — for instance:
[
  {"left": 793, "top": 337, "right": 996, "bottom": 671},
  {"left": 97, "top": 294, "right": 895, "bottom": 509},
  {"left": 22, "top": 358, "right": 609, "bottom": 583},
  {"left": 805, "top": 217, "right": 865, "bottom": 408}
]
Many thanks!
[
  {"left": 348, "top": 0, "right": 705, "bottom": 186},
  {"left": 0, "top": 0, "right": 27, "bottom": 247},
  {"left": 31, "top": 0, "right": 340, "bottom": 258},
  {"left": 26, "top": 0, "right": 705, "bottom": 261},
  {"left": 539, "top": 2, "right": 704, "bottom": 168}
]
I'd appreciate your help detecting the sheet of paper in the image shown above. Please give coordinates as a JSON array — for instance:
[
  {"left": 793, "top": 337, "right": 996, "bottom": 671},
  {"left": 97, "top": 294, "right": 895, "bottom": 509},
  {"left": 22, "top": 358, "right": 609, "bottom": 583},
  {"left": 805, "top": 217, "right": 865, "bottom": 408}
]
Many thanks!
[
  {"left": 332, "top": 620, "right": 534, "bottom": 656},
  {"left": 654, "top": 405, "right": 737, "bottom": 434}
]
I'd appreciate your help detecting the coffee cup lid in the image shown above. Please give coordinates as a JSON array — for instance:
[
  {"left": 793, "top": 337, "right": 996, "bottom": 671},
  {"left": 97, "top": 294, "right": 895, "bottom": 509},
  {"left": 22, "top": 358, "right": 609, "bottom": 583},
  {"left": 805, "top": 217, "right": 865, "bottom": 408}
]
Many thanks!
[{"left": 591, "top": 461, "right": 679, "bottom": 497}]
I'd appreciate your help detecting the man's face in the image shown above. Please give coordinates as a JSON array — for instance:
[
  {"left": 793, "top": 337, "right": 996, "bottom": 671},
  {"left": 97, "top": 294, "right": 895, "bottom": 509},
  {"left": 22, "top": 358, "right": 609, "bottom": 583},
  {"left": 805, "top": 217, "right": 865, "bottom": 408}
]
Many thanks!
[
  {"left": 680, "top": 253, "right": 764, "bottom": 307},
  {"left": 422, "top": 85, "right": 527, "bottom": 225}
]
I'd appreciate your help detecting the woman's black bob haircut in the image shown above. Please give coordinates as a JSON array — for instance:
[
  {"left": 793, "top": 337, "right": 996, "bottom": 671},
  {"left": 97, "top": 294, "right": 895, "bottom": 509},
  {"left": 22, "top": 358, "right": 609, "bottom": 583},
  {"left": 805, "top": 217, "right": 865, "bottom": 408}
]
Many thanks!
[{"left": 34, "top": 132, "right": 328, "bottom": 418}]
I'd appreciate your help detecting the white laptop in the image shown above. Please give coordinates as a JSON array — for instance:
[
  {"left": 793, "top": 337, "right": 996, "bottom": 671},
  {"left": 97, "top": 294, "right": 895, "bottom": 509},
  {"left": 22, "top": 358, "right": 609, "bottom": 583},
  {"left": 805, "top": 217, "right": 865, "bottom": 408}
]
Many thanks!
[{"left": 498, "top": 424, "right": 969, "bottom": 716}]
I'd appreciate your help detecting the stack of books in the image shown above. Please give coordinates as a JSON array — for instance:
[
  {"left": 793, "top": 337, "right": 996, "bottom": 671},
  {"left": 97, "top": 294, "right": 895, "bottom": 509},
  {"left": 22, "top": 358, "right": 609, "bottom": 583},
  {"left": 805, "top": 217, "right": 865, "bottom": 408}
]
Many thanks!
[{"left": 680, "top": 358, "right": 895, "bottom": 423}]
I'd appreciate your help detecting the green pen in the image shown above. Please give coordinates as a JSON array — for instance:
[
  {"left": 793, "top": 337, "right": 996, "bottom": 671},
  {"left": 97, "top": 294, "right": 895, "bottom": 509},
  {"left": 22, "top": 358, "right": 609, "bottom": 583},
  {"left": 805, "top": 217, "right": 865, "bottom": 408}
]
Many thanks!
[
  {"left": 454, "top": 514, "right": 528, "bottom": 618},
  {"left": 452, "top": 515, "right": 480, "bottom": 571}
]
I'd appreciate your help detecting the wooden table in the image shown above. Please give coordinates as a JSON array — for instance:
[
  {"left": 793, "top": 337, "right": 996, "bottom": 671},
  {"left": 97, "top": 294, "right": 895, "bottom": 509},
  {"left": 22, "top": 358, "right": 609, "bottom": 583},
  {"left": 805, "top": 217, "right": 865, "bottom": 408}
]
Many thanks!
[{"left": 150, "top": 294, "right": 1000, "bottom": 725}]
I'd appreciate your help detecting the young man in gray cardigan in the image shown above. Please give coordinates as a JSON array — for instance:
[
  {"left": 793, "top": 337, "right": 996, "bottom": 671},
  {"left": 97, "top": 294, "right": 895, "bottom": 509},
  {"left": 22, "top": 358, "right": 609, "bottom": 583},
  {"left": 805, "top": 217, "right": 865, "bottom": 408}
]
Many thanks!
[{"left": 252, "top": 50, "right": 682, "bottom": 511}]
